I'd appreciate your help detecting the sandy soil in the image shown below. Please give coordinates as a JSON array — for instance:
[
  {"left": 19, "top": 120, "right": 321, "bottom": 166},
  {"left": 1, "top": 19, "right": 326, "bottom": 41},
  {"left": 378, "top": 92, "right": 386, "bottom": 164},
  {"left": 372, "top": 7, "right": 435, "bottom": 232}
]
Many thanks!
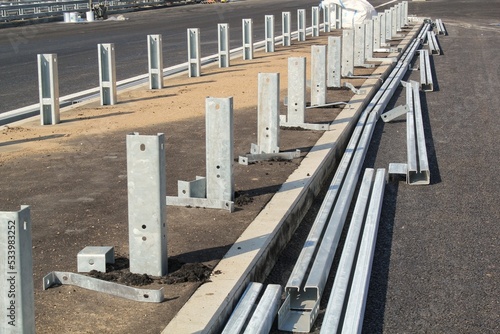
[{"left": 0, "top": 33, "right": 363, "bottom": 333}]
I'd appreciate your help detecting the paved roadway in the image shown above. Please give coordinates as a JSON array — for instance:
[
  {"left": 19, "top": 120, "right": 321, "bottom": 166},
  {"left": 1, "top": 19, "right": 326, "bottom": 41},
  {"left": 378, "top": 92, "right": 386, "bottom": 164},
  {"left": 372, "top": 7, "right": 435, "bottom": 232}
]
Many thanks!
[
  {"left": 0, "top": 0, "right": 317, "bottom": 114},
  {"left": 268, "top": 0, "right": 500, "bottom": 333}
]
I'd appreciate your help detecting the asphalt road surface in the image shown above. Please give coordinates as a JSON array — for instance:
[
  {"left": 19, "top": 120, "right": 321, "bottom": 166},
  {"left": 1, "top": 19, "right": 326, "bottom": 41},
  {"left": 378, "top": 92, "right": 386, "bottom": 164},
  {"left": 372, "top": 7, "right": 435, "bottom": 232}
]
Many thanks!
[{"left": 0, "top": 0, "right": 317, "bottom": 114}]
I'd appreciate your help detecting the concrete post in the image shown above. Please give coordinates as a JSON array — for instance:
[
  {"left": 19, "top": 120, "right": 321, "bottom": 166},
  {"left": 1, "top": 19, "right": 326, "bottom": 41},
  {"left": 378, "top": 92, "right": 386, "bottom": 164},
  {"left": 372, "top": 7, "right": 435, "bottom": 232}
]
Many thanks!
[
  {"left": 341, "top": 29, "right": 354, "bottom": 77},
  {"left": 0, "top": 206, "right": 35, "bottom": 333},
  {"left": 287, "top": 57, "right": 306, "bottom": 124},
  {"left": 147, "top": 34, "right": 163, "bottom": 90},
  {"left": 311, "top": 45, "right": 326, "bottom": 106},
  {"left": 127, "top": 133, "right": 167, "bottom": 277},
  {"left": 188, "top": 28, "right": 201, "bottom": 77},
  {"left": 242, "top": 19, "right": 253, "bottom": 60},
  {"left": 282, "top": 12, "right": 291, "bottom": 46},
  {"left": 265, "top": 15, "right": 275, "bottom": 53},
  {"left": 297, "top": 9, "right": 306, "bottom": 41},
  {"left": 205, "top": 97, "right": 234, "bottom": 202},
  {"left": 327, "top": 36, "right": 341, "bottom": 88},
  {"left": 37, "top": 53, "right": 60, "bottom": 125},
  {"left": 218, "top": 23, "right": 230, "bottom": 68},
  {"left": 98, "top": 43, "right": 117, "bottom": 105}
]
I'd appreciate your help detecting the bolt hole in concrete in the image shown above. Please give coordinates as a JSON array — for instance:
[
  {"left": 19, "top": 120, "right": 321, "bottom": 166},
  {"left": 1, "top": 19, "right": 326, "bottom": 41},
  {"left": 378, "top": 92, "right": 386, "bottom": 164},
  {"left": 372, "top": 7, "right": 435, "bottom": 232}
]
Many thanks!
[
  {"left": 142, "top": 236, "right": 147, "bottom": 241},
  {"left": 142, "top": 224, "right": 146, "bottom": 229},
  {"left": 140, "top": 144, "right": 146, "bottom": 151}
]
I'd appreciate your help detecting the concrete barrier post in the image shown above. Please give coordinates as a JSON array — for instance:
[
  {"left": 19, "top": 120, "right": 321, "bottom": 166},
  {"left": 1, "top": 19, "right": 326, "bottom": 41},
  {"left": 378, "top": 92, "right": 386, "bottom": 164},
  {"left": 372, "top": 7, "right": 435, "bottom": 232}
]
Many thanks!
[
  {"left": 218, "top": 23, "right": 230, "bottom": 68},
  {"left": 242, "top": 19, "right": 253, "bottom": 60},
  {"left": 297, "top": 9, "right": 306, "bottom": 41},
  {"left": 311, "top": 45, "right": 326, "bottom": 106},
  {"left": 265, "top": 15, "right": 275, "bottom": 53},
  {"left": 257, "top": 73, "right": 280, "bottom": 153},
  {"left": 37, "top": 53, "right": 60, "bottom": 125},
  {"left": 287, "top": 57, "right": 306, "bottom": 124},
  {"left": 98, "top": 43, "right": 117, "bottom": 105},
  {"left": 127, "top": 133, "right": 167, "bottom": 276},
  {"left": 282, "top": 12, "right": 291, "bottom": 46},
  {"left": 341, "top": 29, "right": 354, "bottom": 77},
  {"left": 0, "top": 206, "right": 35, "bottom": 333},
  {"left": 312, "top": 6, "right": 320, "bottom": 37},
  {"left": 188, "top": 28, "right": 201, "bottom": 77},
  {"left": 147, "top": 34, "right": 163, "bottom": 90},
  {"left": 205, "top": 97, "right": 234, "bottom": 202},
  {"left": 327, "top": 36, "right": 341, "bottom": 88}
]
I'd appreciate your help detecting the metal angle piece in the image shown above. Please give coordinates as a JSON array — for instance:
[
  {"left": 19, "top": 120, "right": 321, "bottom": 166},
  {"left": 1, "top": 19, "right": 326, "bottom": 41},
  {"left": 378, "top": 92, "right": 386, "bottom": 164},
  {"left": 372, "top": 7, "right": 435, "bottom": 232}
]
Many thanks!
[
  {"left": 238, "top": 150, "right": 301, "bottom": 165},
  {"left": 381, "top": 104, "right": 408, "bottom": 122},
  {"left": 343, "top": 82, "right": 366, "bottom": 95},
  {"left": 43, "top": 271, "right": 164, "bottom": 303},
  {"left": 166, "top": 196, "right": 234, "bottom": 212}
]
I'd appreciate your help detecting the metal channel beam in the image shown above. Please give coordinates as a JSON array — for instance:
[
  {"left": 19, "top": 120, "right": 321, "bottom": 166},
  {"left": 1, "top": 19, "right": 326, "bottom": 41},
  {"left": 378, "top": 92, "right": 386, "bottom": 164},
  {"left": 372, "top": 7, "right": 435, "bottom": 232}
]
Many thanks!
[
  {"left": 435, "top": 19, "right": 447, "bottom": 35},
  {"left": 320, "top": 169, "right": 377, "bottom": 333},
  {"left": 242, "top": 19, "right": 254, "bottom": 60},
  {"left": 243, "top": 284, "right": 282, "bottom": 334},
  {"left": 419, "top": 49, "right": 434, "bottom": 91},
  {"left": 282, "top": 12, "right": 291, "bottom": 46},
  {"left": 148, "top": 34, "right": 163, "bottom": 89},
  {"left": 327, "top": 36, "right": 341, "bottom": 88},
  {"left": 222, "top": 282, "right": 263, "bottom": 334},
  {"left": 127, "top": 133, "right": 167, "bottom": 276},
  {"left": 427, "top": 31, "right": 441, "bottom": 55},
  {"left": 278, "top": 25, "right": 427, "bottom": 332},
  {"left": 342, "top": 29, "right": 354, "bottom": 77},
  {"left": 98, "top": 43, "right": 117, "bottom": 105},
  {"left": 265, "top": 15, "right": 275, "bottom": 53},
  {"left": 37, "top": 53, "right": 60, "bottom": 125},
  {"left": 188, "top": 28, "right": 201, "bottom": 77},
  {"left": 311, "top": 45, "right": 327, "bottom": 106},
  {"left": 312, "top": 6, "right": 320, "bottom": 37},
  {"left": 43, "top": 271, "right": 164, "bottom": 303},
  {"left": 218, "top": 23, "right": 230, "bottom": 68},
  {"left": 297, "top": 9, "right": 306, "bottom": 41},
  {"left": 340, "top": 168, "right": 386, "bottom": 334},
  {"left": 0, "top": 206, "right": 35, "bottom": 333},
  {"left": 205, "top": 97, "right": 235, "bottom": 202}
]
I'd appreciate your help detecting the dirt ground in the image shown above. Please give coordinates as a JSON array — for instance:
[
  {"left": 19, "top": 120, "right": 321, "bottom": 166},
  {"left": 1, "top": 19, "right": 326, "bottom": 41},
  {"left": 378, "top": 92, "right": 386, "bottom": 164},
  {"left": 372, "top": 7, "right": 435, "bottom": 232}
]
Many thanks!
[{"left": 0, "top": 32, "right": 370, "bottom": 333}]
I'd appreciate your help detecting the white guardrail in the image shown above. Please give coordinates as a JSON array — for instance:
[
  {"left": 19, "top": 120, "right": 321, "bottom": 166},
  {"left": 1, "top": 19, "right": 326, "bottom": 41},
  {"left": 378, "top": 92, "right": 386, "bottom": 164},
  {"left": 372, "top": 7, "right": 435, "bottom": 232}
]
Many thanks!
[{"left": 0, "top": 0, "right": 189, "bottom": 23}]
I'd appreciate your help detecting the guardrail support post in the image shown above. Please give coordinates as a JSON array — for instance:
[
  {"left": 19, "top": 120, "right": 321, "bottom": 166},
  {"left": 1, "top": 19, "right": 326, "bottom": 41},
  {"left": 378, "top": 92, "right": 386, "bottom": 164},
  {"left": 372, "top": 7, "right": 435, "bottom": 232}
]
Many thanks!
[
  {"left": 147, "top": 34, "right": 163, "bottom": 90},
  {"left": 354, "top": 24, "right": 365, "bottom": 67},
  {"left": 311, "top": 45, "right": 326, "bottom": 106},
  {"left": 373, "top": 15, "right": 381, "bottom": 50},
  {"left": 265, "top": 15, "right": 275, "bottom": 52},
  {"left": 282, "top": 12, "right": 291, "bottom": 46},
  {"left": 365, "top": 19, "right": 374, "bottom": 61},
  {"left": 257, "top": 73, "right": 280, "bottom": 153},
  {"left": 396, "top": 3, "right": 402, "bottom": 32},
  {"left": 403, "top": 1, "right": 409, "bottom": 26},
  {"left": 385, "top": 9, "right": 393, "bottom": 41},
  {"left": 297, "top": 9, "right": 306, "bottom": 41},
  {"left": 312, "top": 6, "right": 320, "bottom": 37},
  {"left": 323, "top": 4, "right": 331, "bottom": 32},
  {"left": 0, "top": 206, "right": 35, "bottom": 333},
  {"left": 242, "top": 19, "right": 253, "bottom": 60},
  {"left": 342, "top": 29, "right": 354, "bottom": 77},
  {"left": 391, "top": 7, "right": 398, "bottom": 37},
  {"left": 98, "top": 43, "right": 117, "bottom": 105},
  {"left": 379, "top": 12, "right": 388, "bottom": 46},
  {"left": 126, "top": 132, "right": 167, "bottom": 276},
  {"left": 188, "top": 28, "right": 201, "bottom": 77},
  {"left": 206, "top": 97, "right": 234, "bottom": 202},
  {"left": 218, "top": 23, "right": 230, "bottom": 68},
  {"left": 37, "top": 53, "right": 60, "bottom": 125},
  {"left": 286, "top": 57, "right": 306, "bottom": 124},
  {"left": 333, "top": 4, "right": 342, "bottom": 29},
  {"left": 327, "top": 36, "right": 341, "bottom": 88}
]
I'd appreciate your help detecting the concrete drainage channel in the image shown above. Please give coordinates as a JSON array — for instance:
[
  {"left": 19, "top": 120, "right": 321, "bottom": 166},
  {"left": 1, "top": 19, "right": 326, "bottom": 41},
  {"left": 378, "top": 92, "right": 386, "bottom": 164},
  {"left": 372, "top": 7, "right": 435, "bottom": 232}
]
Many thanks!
[{"left": 0, "top": 1, "right": 447, "bottom": 333}]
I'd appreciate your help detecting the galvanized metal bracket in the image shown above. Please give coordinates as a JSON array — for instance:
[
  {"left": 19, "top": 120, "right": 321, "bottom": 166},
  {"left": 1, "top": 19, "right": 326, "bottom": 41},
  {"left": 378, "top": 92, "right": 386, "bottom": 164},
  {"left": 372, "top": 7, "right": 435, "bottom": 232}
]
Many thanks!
[
  {"left": 239, "top": 149, "right": 301, "bottom": 165},
  {"left": 343, "top": 82, "right": 366, "bottom": 95},
  {"left": 42, "top": 271, "right": 164, "bottom": 303},
  {"left": 381, "top": 104, "right": 408, "bottom": 122}
]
